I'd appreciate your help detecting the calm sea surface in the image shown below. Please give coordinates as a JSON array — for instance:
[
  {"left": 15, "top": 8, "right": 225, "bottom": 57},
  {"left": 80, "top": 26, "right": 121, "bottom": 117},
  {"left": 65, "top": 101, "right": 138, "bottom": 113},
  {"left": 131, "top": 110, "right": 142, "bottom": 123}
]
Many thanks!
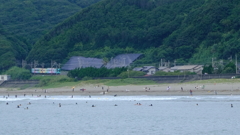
[{"left": 0, "top": 95, "right": 239, "bottom": 135}]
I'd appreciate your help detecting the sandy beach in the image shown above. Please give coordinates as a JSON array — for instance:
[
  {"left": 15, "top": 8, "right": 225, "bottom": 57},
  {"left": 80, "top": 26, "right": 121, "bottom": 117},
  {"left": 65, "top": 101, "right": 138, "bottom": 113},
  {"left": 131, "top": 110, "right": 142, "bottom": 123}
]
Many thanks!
[{"left": 1, "top": 82, "right": 240, "bottom": 96}]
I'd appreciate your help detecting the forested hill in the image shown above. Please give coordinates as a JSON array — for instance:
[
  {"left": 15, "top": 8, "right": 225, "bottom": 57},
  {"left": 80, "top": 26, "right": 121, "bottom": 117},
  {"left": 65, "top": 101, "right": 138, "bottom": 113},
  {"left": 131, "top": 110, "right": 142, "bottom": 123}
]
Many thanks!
[
  {"left": 0, "top": 26, "right": 29, "bottom": 70},
  {"left": 0, "top": 0, "right": 101, "bottom": 45},
  {"left": 27, "top": 0, "right": 240, "bottom": 65}
]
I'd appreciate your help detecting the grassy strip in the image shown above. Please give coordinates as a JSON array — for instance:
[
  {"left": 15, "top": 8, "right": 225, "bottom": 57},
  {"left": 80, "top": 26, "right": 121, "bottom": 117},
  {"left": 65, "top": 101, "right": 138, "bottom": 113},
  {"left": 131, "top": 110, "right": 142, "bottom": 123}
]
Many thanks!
[
  {"left": 30, "top": 75, "right": 158, "bottom": 88},
  {"left": 29, "top": 75, "right": 240, "bottom": 89}
]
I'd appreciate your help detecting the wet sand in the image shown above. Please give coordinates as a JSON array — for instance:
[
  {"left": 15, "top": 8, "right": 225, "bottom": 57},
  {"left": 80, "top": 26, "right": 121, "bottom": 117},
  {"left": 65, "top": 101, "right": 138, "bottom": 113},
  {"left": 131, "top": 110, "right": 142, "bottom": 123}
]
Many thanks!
[{"left": 1, "top": 82, "right": 240, "bottom": 96}]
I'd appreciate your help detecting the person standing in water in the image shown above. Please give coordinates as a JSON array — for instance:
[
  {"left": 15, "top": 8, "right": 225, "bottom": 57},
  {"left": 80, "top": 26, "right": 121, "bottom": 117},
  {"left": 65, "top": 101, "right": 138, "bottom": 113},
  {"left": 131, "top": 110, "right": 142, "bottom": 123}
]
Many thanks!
[{"left": 190, "top": 90, "right": 193, "bottom": 96}]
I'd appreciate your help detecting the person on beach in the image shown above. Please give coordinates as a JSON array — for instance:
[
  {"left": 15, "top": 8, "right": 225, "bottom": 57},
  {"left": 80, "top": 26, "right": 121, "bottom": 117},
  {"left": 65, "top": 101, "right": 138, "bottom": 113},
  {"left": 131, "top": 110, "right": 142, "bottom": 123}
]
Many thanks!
[
  {"left": 190, "top": 90, "right": 193, "bottom": 96},
  {"left": 59, "top": 103, "right": 61, "bottom": 107},
  {"left": 231, "top": 104, "right": 233, "bottom": 108},
  {"left": 167, "top": 86, "right": 170, "bottom": 91},
  {"left": 6, "top": 102, "right": 8, "bottom": 105},
  {"left": 181, "top": 87, "right": 183, "bottom": 91}
]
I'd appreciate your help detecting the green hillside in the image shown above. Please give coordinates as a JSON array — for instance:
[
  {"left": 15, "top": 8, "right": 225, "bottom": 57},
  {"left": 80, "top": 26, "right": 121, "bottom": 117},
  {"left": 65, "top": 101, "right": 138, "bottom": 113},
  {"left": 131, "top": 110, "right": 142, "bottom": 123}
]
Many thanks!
[
  {"left": 0, "top": 0, "right": 101, "bottom": 45},
  {"left": 0, "top": 26, "right": 29, "bottom": 71},
  {"left": 26, "top": 0, "right": 240, "bottom": 65}
]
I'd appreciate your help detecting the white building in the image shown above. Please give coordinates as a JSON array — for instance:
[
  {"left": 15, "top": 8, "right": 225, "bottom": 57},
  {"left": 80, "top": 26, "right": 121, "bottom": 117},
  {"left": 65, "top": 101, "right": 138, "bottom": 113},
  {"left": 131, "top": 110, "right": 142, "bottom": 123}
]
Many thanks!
[
  {"left": 133, "top": 66, "right": 157, "bottom": 75},
  {"left": 0, "top": 75, "right": 11, "bottom": 81},
  {"left": 170, "top": 65, "right": 203, "bottom": 74},
  {"left": 158, "top": 67, "right": 171, "bottom": 72}
]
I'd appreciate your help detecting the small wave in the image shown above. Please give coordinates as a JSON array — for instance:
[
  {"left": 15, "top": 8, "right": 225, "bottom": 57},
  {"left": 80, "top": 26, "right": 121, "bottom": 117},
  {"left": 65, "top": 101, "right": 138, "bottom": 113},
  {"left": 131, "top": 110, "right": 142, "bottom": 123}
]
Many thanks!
[{"left": 1, "top": 95, "right": 240, "bottom": 102}]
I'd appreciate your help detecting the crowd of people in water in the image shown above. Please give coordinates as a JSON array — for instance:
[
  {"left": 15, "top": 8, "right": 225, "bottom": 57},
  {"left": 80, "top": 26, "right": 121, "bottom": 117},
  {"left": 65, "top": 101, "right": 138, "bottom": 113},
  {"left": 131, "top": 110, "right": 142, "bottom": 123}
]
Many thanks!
[{"left": 2, "top": 93, "right": 156, "bottom": 109}]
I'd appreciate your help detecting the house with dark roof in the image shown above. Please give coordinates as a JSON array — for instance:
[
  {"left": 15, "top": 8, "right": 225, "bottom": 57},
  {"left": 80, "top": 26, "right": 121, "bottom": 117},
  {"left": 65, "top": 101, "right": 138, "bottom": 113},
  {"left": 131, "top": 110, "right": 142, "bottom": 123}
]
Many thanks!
[
  {"left": 133, "top": 66, "right": 157, "bottom": 75},
  {"left": 105, "top": 53, "right": 142, "bottom": 69},
  {"left": 61, "top": 56, "right": 104, "bottom": 71},
  {"left": 62, "top": 54, "right": 143, "bottom": 71}
]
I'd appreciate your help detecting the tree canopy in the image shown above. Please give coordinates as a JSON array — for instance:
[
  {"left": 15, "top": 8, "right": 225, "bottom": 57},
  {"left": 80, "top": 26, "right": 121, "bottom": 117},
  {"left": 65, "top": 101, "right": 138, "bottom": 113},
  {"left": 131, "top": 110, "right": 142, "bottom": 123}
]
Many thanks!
[{"left": 26, "top": 0, "right": 240, "bottom": 66}]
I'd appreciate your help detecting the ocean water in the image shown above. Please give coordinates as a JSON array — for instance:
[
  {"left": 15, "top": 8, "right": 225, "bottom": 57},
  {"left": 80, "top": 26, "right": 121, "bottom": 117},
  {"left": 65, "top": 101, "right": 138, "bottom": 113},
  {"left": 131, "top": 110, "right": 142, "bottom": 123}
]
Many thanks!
[{"left": 0, "top": 95, "right": 239, "bottom": 135}]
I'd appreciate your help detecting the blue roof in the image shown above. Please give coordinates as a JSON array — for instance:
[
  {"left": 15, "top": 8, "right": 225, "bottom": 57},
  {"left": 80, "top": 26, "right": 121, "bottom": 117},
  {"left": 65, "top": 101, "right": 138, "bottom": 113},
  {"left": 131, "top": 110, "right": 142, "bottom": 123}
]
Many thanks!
[
  {"left": 61, "top": 56, "right": 104, "bottom": 70},
  {"left": 105, "top": 53, "right": 142, "bottom": 69}
]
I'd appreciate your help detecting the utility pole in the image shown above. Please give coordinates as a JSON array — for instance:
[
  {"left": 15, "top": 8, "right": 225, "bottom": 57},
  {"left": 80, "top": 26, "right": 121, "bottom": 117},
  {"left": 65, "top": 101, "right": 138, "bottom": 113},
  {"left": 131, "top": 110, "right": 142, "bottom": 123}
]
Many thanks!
[
  {"left": 22, "top": 60, "right": 27, "bottom": 68},
  {"left": 161, "top": 59, "right": 163, "bottom": 67},
  {"left": 34, "top": 60, "right": 38, "bottom": 68},
  {"left": 236, "top": 54, "right": 238, "bottom": 74},
  {"left": 212, "top": 58, "right": 216, "bottom": 68}
]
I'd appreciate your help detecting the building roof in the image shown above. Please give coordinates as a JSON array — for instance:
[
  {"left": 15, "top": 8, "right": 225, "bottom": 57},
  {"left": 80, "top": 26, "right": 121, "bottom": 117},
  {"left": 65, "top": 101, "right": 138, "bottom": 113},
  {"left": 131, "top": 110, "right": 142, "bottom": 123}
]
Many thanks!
[
  {"left": 158, "top": 67, "right": 169, "bottom": 70},
  {"left": 133, "top": 67, "right": 143, "bottom": 71},
  {"left": 105, "top": 53, "right": 142, "bottom": 69},
  {"left": 61, "top": 56, "right": 104, "bottom": 70},
  {"left": 142, "top": 66, "right": 156, "bottom": 71},
  {"left": 171, "top": 65, "right": 202, "bottom": 70}
]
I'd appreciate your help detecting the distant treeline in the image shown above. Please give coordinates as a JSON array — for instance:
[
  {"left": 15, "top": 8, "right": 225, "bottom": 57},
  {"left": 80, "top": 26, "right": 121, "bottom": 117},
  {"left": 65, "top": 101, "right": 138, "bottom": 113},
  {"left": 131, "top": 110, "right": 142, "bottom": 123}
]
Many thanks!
[{"left": 67, "top": 67, "right": 127, "bottom": 78}]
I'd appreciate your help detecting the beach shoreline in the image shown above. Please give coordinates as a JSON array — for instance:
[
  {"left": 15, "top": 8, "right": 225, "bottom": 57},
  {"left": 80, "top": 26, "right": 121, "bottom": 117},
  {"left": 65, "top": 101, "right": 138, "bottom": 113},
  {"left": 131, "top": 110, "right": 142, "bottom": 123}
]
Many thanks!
[{"left": 1, "top": 82, "right": 240, "bottom": 96}]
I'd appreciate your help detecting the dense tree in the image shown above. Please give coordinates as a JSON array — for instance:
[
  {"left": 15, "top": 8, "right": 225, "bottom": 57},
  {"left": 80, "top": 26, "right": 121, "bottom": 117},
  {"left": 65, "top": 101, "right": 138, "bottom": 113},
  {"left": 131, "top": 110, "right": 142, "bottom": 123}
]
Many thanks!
[
  {"left": 67, "top": 67, "right": 127, "bottom": 78},
  {"left": 26, "top": 0, "right": 240, "bottom": 66},
  {"left": 0, "top": 0, "right": 101, "bottom": 45}
]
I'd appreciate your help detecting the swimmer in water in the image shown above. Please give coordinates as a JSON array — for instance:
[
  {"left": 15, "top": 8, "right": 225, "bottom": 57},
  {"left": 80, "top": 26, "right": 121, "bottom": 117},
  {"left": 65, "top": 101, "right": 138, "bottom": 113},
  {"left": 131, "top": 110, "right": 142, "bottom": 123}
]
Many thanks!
[
  {"left": 114, "top": 104, "right": 118, "bottom": 106},
  {"left": 59, "top": 103, "right": 61, "bottom": 107},
  {"left": 92, "top": 105, "right": 95, "bottom": 107},
  {"left": 6, "top": 102, "right": 8, "bottom": 105},
  {"left": 149, "top": 104, "right": 153, "bottom": 106},
  {"left": 231, "top": 104, "right": 233, "bottom": 108}
]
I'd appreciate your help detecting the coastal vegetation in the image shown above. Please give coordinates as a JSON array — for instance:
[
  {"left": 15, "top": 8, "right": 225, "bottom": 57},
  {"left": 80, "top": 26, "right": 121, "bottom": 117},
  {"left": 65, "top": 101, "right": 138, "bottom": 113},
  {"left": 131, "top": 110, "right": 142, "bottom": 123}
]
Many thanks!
[
  {"left": 67, "top": 67, "right": 127, "bottom": 78},
  {"left": 0, "top": 0, "right": 101, "bottom": 72},
  {"left": 29, "top": 75, "right": 157, "bottom": 88},
  {"left": 5, "top": 66, "right": 32, "bottom": 80},
  {"left": 1, "top": 0, "right": 240, "bottom": 78},
  {"left": 0, "top": 0, "right": 101, "bottom": 45},
  {"left": 26, "top": 0, "right": 240, "bottom": 67}
]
